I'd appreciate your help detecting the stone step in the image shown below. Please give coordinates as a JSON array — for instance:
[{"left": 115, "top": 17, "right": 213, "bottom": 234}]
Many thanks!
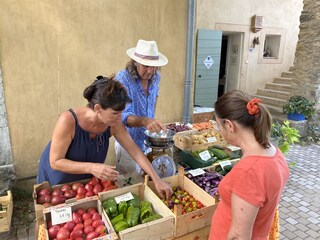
[
  {"left": 273, "top": 77, "right": 292, "bottom": 85},
  {"left": 256, "top": 88, "right": 290, "bottom": 100},
  {"left": 281, "top": 71, "right": 293, "bottom": 78},
  {"left": 265, "top": 83, "right": 292, "bottom": 92},
  {"left": 252, "top": 95, "right": 287, "bottom": 108},
  {"left": 263, "top": 103, "right": 284, "bottom": 115}
]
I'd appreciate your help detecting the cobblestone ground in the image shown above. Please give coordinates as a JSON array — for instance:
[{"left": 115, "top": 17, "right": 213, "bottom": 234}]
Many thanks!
[
  {"left": 279, "top": 144, "right": 320, "bottom": 240},
  {"left": 0, "top": 144, "right": 319, "bottom": 239}
]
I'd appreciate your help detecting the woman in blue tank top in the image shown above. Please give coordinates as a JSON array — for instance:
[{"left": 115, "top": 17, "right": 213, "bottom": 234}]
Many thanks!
[{"left": 37, "top": 75, "right": 172, "bottom": 199}]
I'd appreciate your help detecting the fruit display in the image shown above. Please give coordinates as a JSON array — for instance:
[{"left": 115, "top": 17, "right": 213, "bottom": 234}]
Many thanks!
[
  {"left": 47, "top": 207, "right": 107, "bottom": 240},
  {"left": 36, "top": 177, "right": 117, "bottom": 207},
  {"left": 186, "top": 171, "right": 223, "bottom": 197},
  {"left": 161, "top": 186, "right": 205, "bottom": 215},
  {"left": 102, "top": 193, "right": 162, "bottom": 233}
]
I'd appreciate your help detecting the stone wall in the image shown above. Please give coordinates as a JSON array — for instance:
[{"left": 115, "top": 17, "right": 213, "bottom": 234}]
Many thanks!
[
  {"left": 291, "top": 0, "right": 320, "bottom": 126},
  {"left": 0, "top": 69, "right": 15, "bottom": 194},
  {"left": 291, "top": 0, "right": 320, "bottom": 101}
]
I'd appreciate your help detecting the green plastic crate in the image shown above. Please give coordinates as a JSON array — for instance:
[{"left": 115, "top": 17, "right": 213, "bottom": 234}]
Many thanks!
[{"left": 180, "top": 150, "right": 217, "bottom": 169}]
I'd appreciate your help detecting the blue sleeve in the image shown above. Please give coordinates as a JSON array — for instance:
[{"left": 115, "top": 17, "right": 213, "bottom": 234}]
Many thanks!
[{"left": 115, "top": 70, "right": 135, "bottom": 126}]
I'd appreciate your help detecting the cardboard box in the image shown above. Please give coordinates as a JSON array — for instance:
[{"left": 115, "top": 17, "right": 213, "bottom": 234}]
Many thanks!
[
  {"left": 146, "top": 168, "right": 218, "bottom": 237},
  {"left": 98, "top": 183, "right": 174, "bottom": 240},
  {"left": 42, "top": 196, "right": 118, "bottom": 240},
  {"left": 0, "top": 190, "right": 13, "bottom": 233},
  {"left": 167, "top": 226, "right": 210, "bottom": 240}
]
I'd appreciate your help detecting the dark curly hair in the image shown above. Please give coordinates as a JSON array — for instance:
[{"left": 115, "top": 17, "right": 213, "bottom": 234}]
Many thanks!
[{"left": 83, "top": 75, "right": 132, "bottom": 111}]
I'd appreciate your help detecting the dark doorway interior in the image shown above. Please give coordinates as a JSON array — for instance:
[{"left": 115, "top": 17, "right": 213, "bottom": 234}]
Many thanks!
[{"left": 218, "top": 36, "right": 228, "bottom": 97}]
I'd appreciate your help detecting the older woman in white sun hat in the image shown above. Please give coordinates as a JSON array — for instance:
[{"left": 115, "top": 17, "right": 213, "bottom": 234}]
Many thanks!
[{"left": 115, "top": 39, "right": 168, "bottom": 176}]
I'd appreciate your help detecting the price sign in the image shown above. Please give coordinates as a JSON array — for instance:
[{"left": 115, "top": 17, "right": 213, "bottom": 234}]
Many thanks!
[
  {"left": 199, "top": 150, "right": 211, "bottom": 161},
  {"left": 51, "top": 206, "right": 72, "bottom": 225},
  {"left": 115, "top": 192, "right": 134, "bottom": 204},
  {"left": 219, "top": 160, "right": 232, "bottom": 171},
  {"left": 207, "top": 137, "right": 217, "bottom": 143},
  {"left": 188, "top": 168, "right": 206, "bottom": 177}
]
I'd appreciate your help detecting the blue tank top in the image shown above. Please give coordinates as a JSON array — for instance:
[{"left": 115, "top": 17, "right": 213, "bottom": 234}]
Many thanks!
[{"left": 37, "top": 109, "right": 111, "bottom": 185}]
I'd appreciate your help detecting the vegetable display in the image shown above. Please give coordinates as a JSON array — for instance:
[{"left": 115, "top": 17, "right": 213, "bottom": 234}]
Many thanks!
[
  {"left": 47, "top": 207, "right": 106, "bottom": 240},
  {"left": 166, "top": 122, "right": 191, "bottom": 133},
  {"left": 186, "top": 171, "right": 223, "bottom": 197},
  {"left": 161, "top": 186, "right": 205, "bottom": 215},
  {"left": 102, "top": 193, "right": 163, "bottom": 233},
  {"left": 36, "top": 177, "right": 117, "bottom": 207}
]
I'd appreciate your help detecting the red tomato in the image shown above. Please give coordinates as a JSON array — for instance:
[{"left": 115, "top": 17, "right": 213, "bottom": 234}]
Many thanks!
[
  {"left": 70, "top": 228, "right": 83, "bottom": 239},
  {"left": 82, "top": 213, "right": 92, "bottom": 221},
  {"left": 61, "top": 184, "right": 71, "bottom": 192},
  {"left": 100, "top": 180, "right": 113, "bottom": 189},
  {"left": 88, "top": 177, "right": 99, "bottom": 186},
  {"left": 84, "top": 225, "right": 94, "bottom": 235},
  {"left": 76, "top": 208, "right": 86, "bottom": 217},
  {"left": 92, "top": 184, "right": 102, "bottom": 195},
  {"left": 63, "top": 221, "right": 75, "bottom": 232},
  {"left": 56, "top": 227, "right": 70, "bottom": 240},
  {"left": 87, "top": 207, "right": 97, "bottom": 215},
  {"left": 91, "top": 212, "right": 101, "bottom": 221},
  {"left": 73, "top": 223, "right": 84, "bottom": 230},
  {"left": 95, "top": 225, "right": 106, "bottom": 234},
  {"left": 48, "top": 225, "right": 60, "bottom": 239},
  {"left": 86, "top": 231, "right": 99, "bottom": 240},
  {"left": 72, "top": 182, "right": 84, "bottom": 192},
  {"left": 72, "top": 212, "right": 82, "bottom": 224},
  {"left": 84, "top": 183, "right": 93, "bottom": 192},
  {"left": 92, "top": 220, "right": 104, "bottom": 229},
  {"left": 83, "top": 219, "right": 93, "bottom": 228}
]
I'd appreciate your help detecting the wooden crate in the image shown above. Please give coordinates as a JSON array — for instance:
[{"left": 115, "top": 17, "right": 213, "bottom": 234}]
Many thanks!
[
  {"left": 193, "top": 111, "right": 214, "bottom": 123},
  {"left": 173, "top": 129, "right": 228, "bottom": 152},
  {"left": 167, "top": 226, "right": 210, "bottom": 240},
  {"left": 146, "top": 168, "right": 218, "bottom": 237},
  {"left": 41, "top": 196, "right": 118, "bottom": 240},
  {"left": 98, "top": 183, "right": 174, "bottom": 240},
  {"left": 33, "top": 178, "right": 99, "bottom": 220},
  {"left": 0, "top": 190, "right": 13, "bottom": 233}
]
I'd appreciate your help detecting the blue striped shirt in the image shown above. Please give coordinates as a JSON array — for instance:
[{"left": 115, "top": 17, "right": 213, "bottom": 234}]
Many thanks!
[{"left": 116, "top": 69, "right": 160, "bottom": 151}]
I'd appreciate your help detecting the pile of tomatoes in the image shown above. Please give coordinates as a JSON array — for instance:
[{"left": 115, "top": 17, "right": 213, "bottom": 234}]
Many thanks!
[
  {"left": 161, "top": 186, "right": 205, "bottom": 215},
  {"left": 36, "top": 177, "right": 117, "bottom": 207},
  {"left": 47, "top": 207, "right": 107, "bottom": 240}
]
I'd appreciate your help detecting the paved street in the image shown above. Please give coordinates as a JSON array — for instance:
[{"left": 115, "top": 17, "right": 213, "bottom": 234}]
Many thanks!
[{"left": 279, "top": 144, "right": 320, "bottom": 239}]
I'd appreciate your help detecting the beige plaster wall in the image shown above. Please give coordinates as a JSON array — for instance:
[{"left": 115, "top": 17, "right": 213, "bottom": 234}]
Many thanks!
[
  {"left": 197, "top": 0, "right": 303, "bottom": 94},
  {"left": 0, "top": 0, "right": 188, "bottom": 178}
]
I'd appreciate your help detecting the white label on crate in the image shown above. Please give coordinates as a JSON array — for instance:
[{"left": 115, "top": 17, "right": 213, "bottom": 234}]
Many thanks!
[
  {"left": 189, "top": 168, "right": 206, "bottom": 177},
  {"left": 207, "top": 137, "right": 218, "bottom": 143},
  {"left": 51, "top": 206, "right": 72, "bottom": 225},
  {"left": 114, "top": 192, "right": 134, "bottom": 204},
  {"left": 219, "top": 160, "right": 232, "bottom": 171},
  {"left": 199, "top": 150, "right": 211, "bottom": 161}
]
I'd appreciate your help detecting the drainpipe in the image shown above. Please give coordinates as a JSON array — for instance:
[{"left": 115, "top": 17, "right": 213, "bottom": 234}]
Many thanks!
[{"left": 182, "top": 0, "right": 196, "bottom": 123}]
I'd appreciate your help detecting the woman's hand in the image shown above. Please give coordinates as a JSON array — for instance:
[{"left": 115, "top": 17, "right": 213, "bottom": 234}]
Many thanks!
[
  {"left": 143, "top": 118, "right": 167, "bottom": 133},
  {"left": 90, "top": 163, "right": 119, "bottom": 181},
  {"left": 154, "top": 179, "right": 173, "bottom": 200}
]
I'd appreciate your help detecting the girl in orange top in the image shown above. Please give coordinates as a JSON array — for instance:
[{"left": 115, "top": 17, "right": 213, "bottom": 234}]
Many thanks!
[{"left": 209, "top": 90, "right": 289, "bottom": 240}]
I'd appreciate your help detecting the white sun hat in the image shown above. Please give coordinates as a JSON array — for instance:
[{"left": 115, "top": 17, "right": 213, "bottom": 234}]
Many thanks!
[{"left": 126, "top": 39, "right": 168, "bottom": 67}]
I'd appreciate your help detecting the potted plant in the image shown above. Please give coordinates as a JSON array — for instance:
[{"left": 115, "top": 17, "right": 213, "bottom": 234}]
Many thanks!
[
  {"left": 283, "top": 95, "right": 316, "bottom": 121},
  {"left": 271, "top": 120, "right": 300, "bottom": 154}
]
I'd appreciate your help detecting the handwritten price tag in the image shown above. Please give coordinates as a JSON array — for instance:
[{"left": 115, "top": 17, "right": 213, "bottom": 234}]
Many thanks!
[
  {"left": 188, "top": 168, "right": 206, "bottom": 177},
  {"left": 115, "top": 192, "right": 134, "bottom": 204},
  {"left": 51, "top": 206, "right": 72, "bottom": 225},
  {"left": 207, "top": 137, "right": 218, "bottom": 143},
  {"left": 219, "top": 160, "right": 232, "bottom": 171},
  {"left": 199, "top": 150, "right": 211, "bottom": 161}
]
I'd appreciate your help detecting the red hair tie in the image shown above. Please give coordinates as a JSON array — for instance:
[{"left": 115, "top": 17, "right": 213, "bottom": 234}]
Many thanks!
[{"left": 246, "top": 98, "right": 261, "bottom": 115}]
